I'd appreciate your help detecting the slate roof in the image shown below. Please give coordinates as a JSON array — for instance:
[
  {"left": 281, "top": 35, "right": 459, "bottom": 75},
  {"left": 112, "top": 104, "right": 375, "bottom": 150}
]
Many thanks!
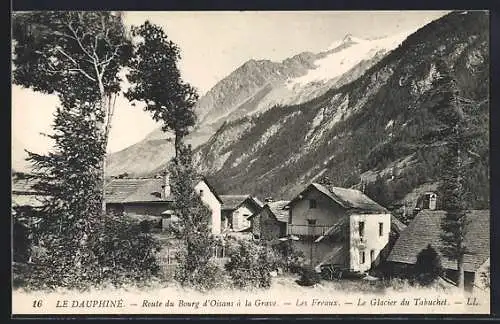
[
  {"left": 267, "top": 200, "right": 290, "bottom": 223},
  {"left": 106, "top": 178, "right": 171, "bottom": 203},
  {"left": 12, "top": 178, "right": 48, "bottom": 208},
  {"left": 220, "top": 195, "right": 263, "bottom": 211},
  {"left": 12, "top": 178, "right": 42, "bottom": 194},
  {"left": 105, "top": 177, "right": 223, "bottom": 204},
  {"left": 314, "top": 183, "right": 388, "bottom": 213},
  {"left": 387, "top": 210, "right": 490, "bottom": 272}
]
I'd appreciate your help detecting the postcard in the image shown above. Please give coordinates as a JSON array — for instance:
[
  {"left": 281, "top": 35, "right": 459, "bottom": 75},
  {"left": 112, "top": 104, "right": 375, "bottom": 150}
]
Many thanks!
[{"left": 11, "top": 10, "right": 490, "bottom": 316}]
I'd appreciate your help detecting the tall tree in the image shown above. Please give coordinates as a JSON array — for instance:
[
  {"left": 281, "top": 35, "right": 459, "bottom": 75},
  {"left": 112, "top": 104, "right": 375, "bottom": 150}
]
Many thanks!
[
  {"left": 25, "top": 102, "right": 106, "bottom": 287},
  {"left": 432, "top": 59, "right": 472, "bottom": 289},
  {"left": 12, "top": 11, "right": 133, "bottom": 213},
  {"left": 125, "top": 21, "right": 198, "bottom": 159}
]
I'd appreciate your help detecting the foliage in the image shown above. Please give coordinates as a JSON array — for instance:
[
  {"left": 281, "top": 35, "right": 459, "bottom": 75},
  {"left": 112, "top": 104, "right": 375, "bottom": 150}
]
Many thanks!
[
  {"left": 24, "top": 214, "right": 161, "bottom": 290},
  {"left": 296, "top": 266, "right": 321, "bottom": 287},
  {"left": 434, "top": 60, "right": 475, "bottom": 289},
  {"left": 480, "top": 265, "right": 490, "bottom": 289},
  {"left": 167, "top": 144, "right": 218, "bottom": 290},
  {"left": 224, "top": 240, "right": 275, "bottom": 289},
  {"left": 413, "top": 244, "right": 444, "bottom": 286},
  {"left": 125, "top": 21, "right": 198, "bottom": 157},
  {"left": 272, "top": 240, "right": 306, "bottom": 274}
]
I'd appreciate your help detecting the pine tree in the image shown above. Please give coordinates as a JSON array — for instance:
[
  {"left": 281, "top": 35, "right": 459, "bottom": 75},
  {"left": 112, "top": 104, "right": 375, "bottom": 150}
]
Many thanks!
[
  {"left": 26, "top": 102, "right": 105, "bottom": 288},
  {"left": 433, "top": 59, "right": 472, "bottom": 289}
]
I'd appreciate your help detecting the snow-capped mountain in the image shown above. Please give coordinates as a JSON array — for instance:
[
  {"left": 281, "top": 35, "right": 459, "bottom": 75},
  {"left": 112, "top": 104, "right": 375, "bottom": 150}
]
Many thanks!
[{"left": 107, "top": 29, "right": 419, "bottom": 176}]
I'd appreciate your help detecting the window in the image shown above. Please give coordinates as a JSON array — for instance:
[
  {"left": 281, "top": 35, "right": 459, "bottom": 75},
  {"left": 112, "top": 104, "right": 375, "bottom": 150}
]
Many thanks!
[
  {"left": 359, "top": 221, "right": 365, "bottom": 238},
  {"left": 360, "top": 251, "right": 365, "bottom": 264},
  {"left": 309, "top": 199, "right": 317, "bottom": 209},
  {"left": 370, "top": 250, "right": 375, "bottom": 264},
  {"left": 379, "top": 222, "right": 383, "bottom": 237},
  {"left": 307, "top": 219, "right": 317, "bottom": 225},
  {"left": 199, "top": 189, "right": 204, "bottom": 197}
]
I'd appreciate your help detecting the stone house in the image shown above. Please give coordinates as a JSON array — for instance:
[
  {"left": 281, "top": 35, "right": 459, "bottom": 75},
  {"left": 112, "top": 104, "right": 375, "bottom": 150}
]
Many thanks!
[
  {"left": 105, "top": 175, "right": 223, "bottom": 235},
  {"left": 248, "top": 200, "right": 289, "bottom": 240},
  {"left": 219, "top": 195, "right": 263, "bottom": 232},
  {"left": 286, "top": 183, "right": 403, "bottom": 273},
  {"left": 386, "top": 209, "right": 490, "bottom": 292}
]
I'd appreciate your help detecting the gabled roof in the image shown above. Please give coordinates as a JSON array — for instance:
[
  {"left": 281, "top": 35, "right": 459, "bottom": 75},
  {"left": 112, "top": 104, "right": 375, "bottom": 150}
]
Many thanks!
[
  {"left": 106, "top": 178, "right": 171, "bottom": 203},
  {"left": 106, "top": 176, "right": 222, "bottom": 204},
  {"left": 220, "top": 195, "right": 263, "bottom": 211},
  {"left": 12, "top": 178, "right": 49, "bottom": 208},
  {"left": 288, "top": 183, "right": 388, "bottom": 213},
  {"left": 248, "top": 200, "right": 290, "bottom": 223},
  {"left": 267, "top": 200, "right": 290, "bottom": 223},
  {"left": 387, "top": 210, "right": 490, "bottom": 272}
]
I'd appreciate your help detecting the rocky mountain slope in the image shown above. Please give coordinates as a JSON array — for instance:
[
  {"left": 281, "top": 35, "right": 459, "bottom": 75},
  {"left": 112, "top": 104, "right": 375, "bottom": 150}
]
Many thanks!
[
  {"left": 194, "top": 11, "right": 489, "bottom": 211},
  {"left": 106, "top": 30, "right": 416, "bottom": 176}
]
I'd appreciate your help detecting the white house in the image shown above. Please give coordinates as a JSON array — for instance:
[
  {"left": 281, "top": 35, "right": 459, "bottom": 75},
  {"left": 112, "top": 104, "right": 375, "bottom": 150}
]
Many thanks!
[{"left": 286, "top": 183, "right": 396, "bottom": 273}]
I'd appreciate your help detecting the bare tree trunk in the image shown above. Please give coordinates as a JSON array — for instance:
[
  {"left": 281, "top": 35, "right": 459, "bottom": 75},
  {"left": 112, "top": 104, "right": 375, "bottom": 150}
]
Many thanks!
[{"left": 457, "top": 254, "right": 465, "bottom": 289}]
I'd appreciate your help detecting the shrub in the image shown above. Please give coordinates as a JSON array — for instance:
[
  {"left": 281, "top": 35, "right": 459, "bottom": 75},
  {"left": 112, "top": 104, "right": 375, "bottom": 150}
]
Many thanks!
[
  {"left": 296, "top": 266, "right": 321, "bottom": 287},
  {"left": 480, "top": 265, "right": 490, "bottom": 289},
  {"left": 24, "top": 214, "right": 162, "bottom": 290},
  {"left": 413, "top": 244, "right": 444, "bottom": 286},
  {"left": 272, "top": 240, "right": 306, "bottom": 274},
  {"left": 224, "top": 240, "right": 274, "bottom": 289}
]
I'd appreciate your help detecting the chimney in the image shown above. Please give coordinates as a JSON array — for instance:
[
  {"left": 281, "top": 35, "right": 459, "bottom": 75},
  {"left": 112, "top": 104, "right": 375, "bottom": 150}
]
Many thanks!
[
  {"left": 162, "top": 171, "right": 171, "bottom": 199},
  {"left": 428, "top": 193, "right": 437, "bottom": 210}
]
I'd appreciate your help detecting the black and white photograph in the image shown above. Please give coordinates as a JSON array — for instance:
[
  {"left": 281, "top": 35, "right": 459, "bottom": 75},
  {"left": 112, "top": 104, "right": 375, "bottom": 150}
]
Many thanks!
[{"left": 11, "top": 10, "right": 491, "bottom": 315}]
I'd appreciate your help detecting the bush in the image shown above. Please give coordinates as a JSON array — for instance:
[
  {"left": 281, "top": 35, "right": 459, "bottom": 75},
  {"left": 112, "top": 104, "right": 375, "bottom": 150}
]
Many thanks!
[
  {"left": 224, "top": 240, "right": 274, "bottom": 289},
  {"left": 174, "top": 235, "right": 230, "bottom": 291},
  {"left": 413, "top": 244, "right": 444, "bottom": 286},
  {"left": 296, "top": 266, "right": 321, "bottom": 287},
  {"left": 24, "top": 214, "right": 162, "bottom": 290},
  {"left": 272, "top": 240, "right": 306, "bottom": 274}
]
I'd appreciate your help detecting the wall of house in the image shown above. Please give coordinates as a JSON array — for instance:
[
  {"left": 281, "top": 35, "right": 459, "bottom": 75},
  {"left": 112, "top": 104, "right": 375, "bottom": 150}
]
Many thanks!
[
  {"left": 257, "top": 208, "right": 286, "bottom": 240},
  {"left": 349, "top": 213, "right": 391, "bottom": 273},
  {"left": 231, "top": 204, "right": 254, "bottom": 232},
  {"left": 292, "top": 239, "right": 346, "bottom": 267},
  {"left": 289, "top": 189, "right": 346, "bottom": 227},
  {"left": 250, "top": 213, "right": 261, "bottom": 238},
  {"left": 122, "top": 203, "right": 172, "bottom": 217},
  {"left": 195, "top": 181, "right": 222, "bottom": 235}
]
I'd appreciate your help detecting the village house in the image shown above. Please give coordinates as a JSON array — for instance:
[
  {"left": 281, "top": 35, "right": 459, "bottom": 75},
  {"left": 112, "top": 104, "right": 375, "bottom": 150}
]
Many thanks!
[
  {"left": 248, "top": 200, "right": 290, "bottom": 240},
  {"left": 11, "top": 176, "right": 47, "bottom": 262},
  {"left": 285, "top": 183, "right": 405, "bottom": 273},
  {"left": 219, "top": 195, "right": 263, "bottom": 232},
  {"left": 105, "top": 174, "right": 223, "bottom": 235},
  {"left": 386, "top": 209, "right": 490, "bottom": 292}
]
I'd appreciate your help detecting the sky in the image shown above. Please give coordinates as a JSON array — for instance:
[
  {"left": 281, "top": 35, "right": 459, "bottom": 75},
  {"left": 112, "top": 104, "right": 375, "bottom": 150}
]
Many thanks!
[{"left": 12, "top": 10, "right": 449, "bottom": 158}]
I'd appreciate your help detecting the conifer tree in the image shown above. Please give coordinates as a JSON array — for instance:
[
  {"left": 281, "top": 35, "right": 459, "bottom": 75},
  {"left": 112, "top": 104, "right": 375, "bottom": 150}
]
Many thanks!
[{"left": 432, "top": 59, "right": 471, "bottom": 288}]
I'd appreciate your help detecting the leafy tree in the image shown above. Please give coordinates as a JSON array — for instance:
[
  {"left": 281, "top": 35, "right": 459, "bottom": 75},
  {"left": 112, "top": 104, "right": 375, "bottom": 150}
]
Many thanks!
[
  {"left": 125, "top": 21, "right": 199, "bottom": 159},
  {"left": 12, "top": 11, "right": 133, "bottom": 213},
  {"left": 414, "top": 244, "right": 444, "bottom": 286}
]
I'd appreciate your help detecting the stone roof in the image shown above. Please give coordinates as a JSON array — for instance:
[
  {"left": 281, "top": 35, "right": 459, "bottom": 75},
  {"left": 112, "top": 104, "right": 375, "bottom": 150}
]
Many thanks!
[
  {"left": 105, "top": 178, "right": 171, "bottom": 203},
  {"left": 267, "top": 200, "right": 290, "bottom": 223},
  {"left": 220, "top": 195, "right": 263, "bottom": 211},
  {"left": 387, "top": 210, "right": 490, "bottom": 272},
  {"left": 313, "top": 183, "right": 388, "bottom": 213}
]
